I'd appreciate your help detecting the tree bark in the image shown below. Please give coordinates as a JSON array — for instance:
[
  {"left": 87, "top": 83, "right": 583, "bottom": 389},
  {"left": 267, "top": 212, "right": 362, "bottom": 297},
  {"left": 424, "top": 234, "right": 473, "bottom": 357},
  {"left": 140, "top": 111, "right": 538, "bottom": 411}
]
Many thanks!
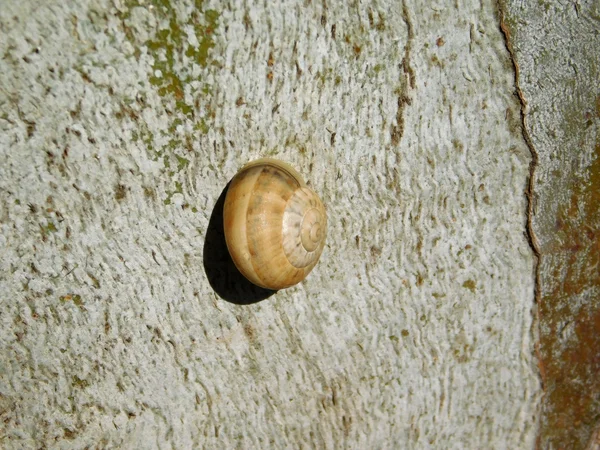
[
  {"left": 2, "top": 0, "right": 579, "bottom": 447},
  {"left": 500, "top": 1, "right": 600, "bottom": 448}
]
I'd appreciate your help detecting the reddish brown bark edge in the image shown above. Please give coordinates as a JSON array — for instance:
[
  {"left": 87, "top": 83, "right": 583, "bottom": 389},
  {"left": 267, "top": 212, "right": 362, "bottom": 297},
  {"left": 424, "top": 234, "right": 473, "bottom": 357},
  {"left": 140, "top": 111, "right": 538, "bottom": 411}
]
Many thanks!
[{"left": 497, "top": 2, "right": 600, "bottom": 449}]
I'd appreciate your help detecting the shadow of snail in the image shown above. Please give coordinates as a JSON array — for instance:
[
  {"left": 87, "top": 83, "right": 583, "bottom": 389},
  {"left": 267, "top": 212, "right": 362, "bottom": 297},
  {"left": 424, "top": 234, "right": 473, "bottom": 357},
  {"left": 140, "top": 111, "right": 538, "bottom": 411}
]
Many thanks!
[
  {"left": 203, "top": 183, "right": 275, "bottom": 305},
  {"left": 203, "top": 158, "right": 327, "bottom": 305}
]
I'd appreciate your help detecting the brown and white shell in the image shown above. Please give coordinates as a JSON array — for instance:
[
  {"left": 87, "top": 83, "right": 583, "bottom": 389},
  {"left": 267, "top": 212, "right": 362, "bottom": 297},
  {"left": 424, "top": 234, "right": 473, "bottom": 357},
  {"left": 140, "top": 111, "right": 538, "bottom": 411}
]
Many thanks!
[{"left": 223, "top": 158, "right": 327, "bottom": 290}]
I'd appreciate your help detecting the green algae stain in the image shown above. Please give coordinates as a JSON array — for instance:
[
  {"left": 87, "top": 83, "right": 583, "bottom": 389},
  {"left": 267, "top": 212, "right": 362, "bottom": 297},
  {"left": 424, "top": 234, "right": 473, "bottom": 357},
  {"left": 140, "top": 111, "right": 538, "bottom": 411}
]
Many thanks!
[
  {"left": 117, "top": 0, "right": 221, "bottom": 205},
  {"left": 194, "top": 10, "right": 220, "bottom": 67},
  {"left": 176, "top": 155, "right": 190, "bottom": 171},
  {"left": 194, "top": 118, "right": 210, "bottom": 134},
  {"left": 72, "top": 375, "right": 90, "bottom": 388},
  {"left": 124, "top": 1, "right": 220, "bottom": 116},
  {"left": 45, "top": 222, "right": 58, "bottom": 233},
  {"left": 60, "top": 294, "right": 84, "bottom": 308},
  {"left": 373, "top": 64, "right": 384, "bottom": 74},
  {"left": 163, "top": 181, "right": 183, "bottom": 205},
  {"left": 462, "top": 279, "right": 476, "bottom": 293}
]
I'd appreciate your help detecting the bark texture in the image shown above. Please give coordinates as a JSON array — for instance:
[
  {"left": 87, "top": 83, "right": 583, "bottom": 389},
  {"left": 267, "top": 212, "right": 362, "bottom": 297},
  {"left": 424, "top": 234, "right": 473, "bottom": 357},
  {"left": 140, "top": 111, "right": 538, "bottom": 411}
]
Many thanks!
[
  {"left": 500, "top": 1, "right": 600, "bottom": 448},
  {"left": 1, "top": 0, "right": 540, "bottom": 448}
]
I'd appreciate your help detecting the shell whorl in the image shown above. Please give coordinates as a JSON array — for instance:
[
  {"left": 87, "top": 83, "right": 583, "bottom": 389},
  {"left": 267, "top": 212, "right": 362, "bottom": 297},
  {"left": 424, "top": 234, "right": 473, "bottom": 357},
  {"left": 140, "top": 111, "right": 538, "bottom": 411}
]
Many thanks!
[
  {"left": 223, "top": 159, "right": 327, "bottom": 290},
  {"left": 282, "top": 187, "right": 327, "bottom": 267}
]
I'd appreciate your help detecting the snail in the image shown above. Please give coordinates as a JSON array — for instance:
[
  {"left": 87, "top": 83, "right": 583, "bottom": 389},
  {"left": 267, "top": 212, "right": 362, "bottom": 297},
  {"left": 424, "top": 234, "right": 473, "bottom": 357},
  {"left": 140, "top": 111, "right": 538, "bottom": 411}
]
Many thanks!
[{"left": 223, "top": 158, "right": 327, "bottom": 290}]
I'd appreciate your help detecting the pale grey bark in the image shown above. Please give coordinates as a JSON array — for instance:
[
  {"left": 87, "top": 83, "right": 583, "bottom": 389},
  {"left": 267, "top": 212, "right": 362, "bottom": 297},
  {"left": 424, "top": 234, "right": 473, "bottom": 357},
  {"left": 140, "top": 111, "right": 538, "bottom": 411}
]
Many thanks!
[{"left": 0, "top": 0, "right": 540, "bottom": 448}]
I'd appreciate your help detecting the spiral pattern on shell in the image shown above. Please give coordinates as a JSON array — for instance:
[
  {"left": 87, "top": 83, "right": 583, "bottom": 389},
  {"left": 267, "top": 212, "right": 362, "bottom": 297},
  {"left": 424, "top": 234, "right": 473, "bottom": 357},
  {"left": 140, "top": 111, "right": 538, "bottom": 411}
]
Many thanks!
[{"left": 223, "top": 159, "right": 327, "bottom": 290}]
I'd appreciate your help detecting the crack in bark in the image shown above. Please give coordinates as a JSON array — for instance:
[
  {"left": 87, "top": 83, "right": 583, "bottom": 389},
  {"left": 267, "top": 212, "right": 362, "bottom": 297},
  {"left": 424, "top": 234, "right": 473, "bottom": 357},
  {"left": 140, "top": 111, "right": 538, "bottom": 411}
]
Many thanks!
[
  {"left": 401, "top": 2, "right": 415, "bottom": 90},
  {"left": 497, "top": 2, "right": 544, "bottom": 448},
  {"left": 391, "top": 2, "right": 415, "bottom": 147}
]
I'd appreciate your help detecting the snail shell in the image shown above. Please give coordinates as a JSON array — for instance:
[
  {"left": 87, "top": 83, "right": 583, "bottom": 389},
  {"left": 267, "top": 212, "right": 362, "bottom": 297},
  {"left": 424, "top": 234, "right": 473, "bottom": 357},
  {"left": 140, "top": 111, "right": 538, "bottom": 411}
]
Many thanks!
[{"left": 223, "top": 158, "right": 327, "bottom": 290}]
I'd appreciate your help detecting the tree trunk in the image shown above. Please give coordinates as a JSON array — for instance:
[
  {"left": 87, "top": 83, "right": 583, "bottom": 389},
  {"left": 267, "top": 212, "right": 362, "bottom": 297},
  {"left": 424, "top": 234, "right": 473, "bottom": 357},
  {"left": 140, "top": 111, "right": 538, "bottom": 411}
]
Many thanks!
[{"left": 0, "top": 0, "right": 595, "bottom": 448}]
